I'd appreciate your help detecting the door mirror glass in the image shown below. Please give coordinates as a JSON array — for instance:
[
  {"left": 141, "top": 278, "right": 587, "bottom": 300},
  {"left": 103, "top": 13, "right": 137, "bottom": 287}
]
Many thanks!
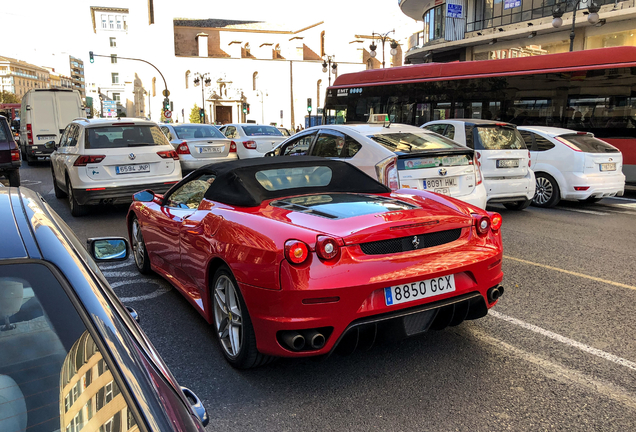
[
  {"left": 45, "top": 140, "right": 56, "bottom": 149},
  {"left": 87, "top": 238, "right": 129, "bottom": 261},
  {"left": 132, "top": 190, "right": 155, "bottom": 202}
]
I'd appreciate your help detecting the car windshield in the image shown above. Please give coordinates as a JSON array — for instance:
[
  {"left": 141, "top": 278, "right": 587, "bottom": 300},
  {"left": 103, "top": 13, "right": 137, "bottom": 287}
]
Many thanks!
[
  {"left": 86, "top": 125, "right": 169, "bottom": 149},
  {"left": 559, "top": 134, "right": 620, "bottom": 153},
  {"left": 255, "top": 166, "right": 332, "bottom": 191},
  {"left": 173, "top": 125, "right": 225, "bottom": 140},
  {"left": 369, "top": 132, "right": 463, "bottom": 153},
  {"left": 475, "top": 126, "right": 527, "bottom": 150},
  {"left": 242, "top": 125, "right": 283, "bottom": 136}
]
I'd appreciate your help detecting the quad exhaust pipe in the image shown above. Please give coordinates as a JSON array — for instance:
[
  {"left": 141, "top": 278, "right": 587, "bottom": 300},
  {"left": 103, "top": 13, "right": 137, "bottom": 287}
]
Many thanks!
[
  {"left": 280, "top": 329, "right": 327, "bottom": 351},
  {"left": 303, "top": 329, "right": 326, "bottom": 350},
  {"left": 487, "top": 285, "right": 504, "bottom": 303},
  {"left": 280, "top": 331, "right": 305, "bottom": 351}
]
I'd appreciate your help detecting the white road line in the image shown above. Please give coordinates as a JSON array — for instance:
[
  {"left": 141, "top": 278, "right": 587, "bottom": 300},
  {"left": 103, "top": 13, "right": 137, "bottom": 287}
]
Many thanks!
[
  {"left": 558, "top": 207, "right": 608, "bottom": 215},
  {"left": 103, "top": 271, "right": 139, "bottom": 278},
  {"left": 468, "top": 327, "right": 636, "bottom": 410},
  {"left": 490, "top": 310, "right": 636, "bottom": 371},
  {"left": 100, "top": 261, "right": 133, "bottom": 270},
  {"left": 109, "top": 279, "right": 172, "bottom": 302}
]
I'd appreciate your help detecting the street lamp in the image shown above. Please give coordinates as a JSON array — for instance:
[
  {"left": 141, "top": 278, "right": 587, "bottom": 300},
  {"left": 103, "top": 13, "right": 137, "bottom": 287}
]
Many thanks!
[
  {"left": 321, "top": 55, "right": 338, "bottom": 86},
  {"left": 369, "top": 30, "right": 398, "bottom": 68},
  {"left": 257, "top": 90, "right": 268, "bottom": 124},
  {"left": 193, "top": 72, "right": 211, "bottom": 123},
  {"left": 552, "top": 0, "right": 601, "bottom": 52}
]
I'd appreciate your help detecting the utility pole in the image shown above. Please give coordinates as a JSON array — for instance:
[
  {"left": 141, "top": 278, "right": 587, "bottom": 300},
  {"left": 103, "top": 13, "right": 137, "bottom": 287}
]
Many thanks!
[{"left": 290, "top": 61, "right": 295, "bottom": 131}]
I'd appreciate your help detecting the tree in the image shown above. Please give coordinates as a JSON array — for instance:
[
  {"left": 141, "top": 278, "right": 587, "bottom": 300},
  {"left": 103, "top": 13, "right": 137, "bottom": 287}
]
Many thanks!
[
  {"left": 189, "top": 104, "right": 201, "bottom": 123},
  {"left": 0, "top": 91, "right": 20, "bottom": 104}
]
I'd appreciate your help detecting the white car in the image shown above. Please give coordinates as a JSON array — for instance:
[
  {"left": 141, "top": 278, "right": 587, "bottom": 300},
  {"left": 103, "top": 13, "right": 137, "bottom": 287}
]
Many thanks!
[
  {"left": 518, "top": 126, "right": 625, "bottom": 207},
  {"left": 218, "top": 123, "right": 287, "bottom": 159},
  {"left": 422, "top": 119, "right": 535, "bottom": 210},
  {"left": 267, "top": 122, "right": 488, "bottom": 209},
  {"left": 50, "top": 118, "right": 182, "bottom": 216},
  {"left": 159, "top": 123, "right": 237, "bottom": 172}
]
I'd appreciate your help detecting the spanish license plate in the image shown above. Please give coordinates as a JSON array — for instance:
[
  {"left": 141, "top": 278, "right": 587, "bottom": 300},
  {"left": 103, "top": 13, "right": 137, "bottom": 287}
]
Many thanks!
[
  {"left": 423, "top": 177, "right": 457, "bottom": 189},
  {"left": 37, "top": 135, "right": 56, "bottom": 141},
  {"left": 496, "top": 159, "right": 519, "bottom": 168},
  {"left": 384, "top": 274, "right": 456, "bottom": 306},
  {"left": 600, "top": 163, "right": 616, "bottom": 172},
  {"left": 198, "top": 146, "right": 223, "bottom": 153},
  {"left": 116, "top": 164, "right": 150, "bottom": 174}
]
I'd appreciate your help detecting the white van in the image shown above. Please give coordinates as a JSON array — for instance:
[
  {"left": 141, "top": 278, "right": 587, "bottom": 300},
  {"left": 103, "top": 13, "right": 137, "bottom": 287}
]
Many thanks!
[
  {"left": 19, "top": 89, "right": 85, "bottom": 165},
  {"left": 422, "top": 119, "right": 535, "bottom": 210}
]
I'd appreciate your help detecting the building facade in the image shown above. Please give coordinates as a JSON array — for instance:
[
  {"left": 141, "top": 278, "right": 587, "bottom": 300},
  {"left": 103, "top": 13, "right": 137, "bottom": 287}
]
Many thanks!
[
  {"left": 70, "top": 56, "right": 86, "bottom": 98},
  {"left": 400, "top": 0, "right": 636, "bottom": 63},
  {"left": 0, "top": 56, "right": 50, "bottom": 99}
]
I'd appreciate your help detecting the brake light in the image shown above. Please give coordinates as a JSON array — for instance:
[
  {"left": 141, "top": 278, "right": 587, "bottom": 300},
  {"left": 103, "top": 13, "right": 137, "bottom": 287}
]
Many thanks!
[
  {"left": 176, "top": 141, "right": 190, "bottom": 155},
  {"left": 284, "top": 240, "right": 309, "bottom": 264},
  {"left": 26, "top": 124, "right": 33, "bottom": 145},
  {"left": 473, "top": 214, "right": 491, "bottom": 236},
  {"left": 528, "top": 150, "right": 531, "bottom": 167},
  {"left": 11, "top": 149, "right": 20, "bottom": 161},
  {"left": 490, "top": 212, "right": 502, "bottom": 231},
  {"left": 229, "top": 141, "right": 237, "bottom": 153},
  {"left": 474, "top": 153, "right": 483, "bottom": 186},
  {"left": 243, "top": 140, "right": 257, "bottom": 149},
  {"left": 74, "top": 155, "right": 106, "bottom": 166},
  {"left": 375, "top": 156, "right": 399, "bottom": 190},
  {"left": 574, "top": 186, "right": 590, "bottom": 191},
  {"left": 157, "top": 150, "right": 179, "bottom": 160},
  {"left": 316, "top": 236, "right": 340, "bottom": 261},
  {"left": 555, "top": 136, "right": 582, "bottom": 152}
]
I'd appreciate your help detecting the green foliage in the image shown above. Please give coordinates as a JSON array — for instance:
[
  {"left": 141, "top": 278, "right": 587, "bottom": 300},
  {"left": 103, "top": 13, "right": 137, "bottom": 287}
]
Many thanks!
[
  {"left": 189, "top": 104, "right": 201, "bottom": 123},
  {"left": 0, "top": 91, "right": 20, "bottom": 104}
]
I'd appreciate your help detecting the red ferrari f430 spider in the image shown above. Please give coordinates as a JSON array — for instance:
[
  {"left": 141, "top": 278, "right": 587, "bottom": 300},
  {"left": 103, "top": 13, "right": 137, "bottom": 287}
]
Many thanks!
[{"left": 127, "top": 156, "right": 504, "bottom": 368}]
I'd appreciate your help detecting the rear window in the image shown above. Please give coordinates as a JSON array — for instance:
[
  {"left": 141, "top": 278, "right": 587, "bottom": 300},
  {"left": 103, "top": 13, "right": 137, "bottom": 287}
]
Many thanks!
[
  {"left": 369, "top": 132, "right": 463, "bottom": 153},
  {"left": 559, "top": 134, "right": 620, "bottom": 153},
  {"left": 173, "top": 125, "right": 225, "bottom": 140},
  {"left": 475, "top": 126, "right": 527, "bottom": 150},
  {"left": 255, "top": 166, "right": 332, "bottom": 191},
  {"left": 86, "top": 125, "right": 169, "bottom": 149},
  {"left": 242, "top": 125, "right": 283, "bottom": 136}
]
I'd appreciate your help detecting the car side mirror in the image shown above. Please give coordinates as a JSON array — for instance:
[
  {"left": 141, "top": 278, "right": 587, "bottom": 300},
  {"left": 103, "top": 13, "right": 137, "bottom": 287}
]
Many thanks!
[
  {"left": 45, "top": 140, "right": 56, "bottom": 149},
  {"left": 264, "top": 151, "right": 274, "bottom": 157},
  {"left": 87, "top": 237, "right": 129, "bottom": 261},
  {"left": 132, "top": 190, "right": 155, "bottom": 202},
  {"left": 181, "top": 387, "right": 209, "bottom": 427}
]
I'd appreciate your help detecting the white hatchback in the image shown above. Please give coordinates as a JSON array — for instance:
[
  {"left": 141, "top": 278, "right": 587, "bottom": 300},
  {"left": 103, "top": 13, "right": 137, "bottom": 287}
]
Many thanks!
[
  {"left": 518, "top": 126, "right": 625, "bottom": 207},
  {"left": 267, "top": 123, "right": 488, "bottom": 209},
  {"left": 50, "top": 118, "right": 182, "bottom": 216},
  {"left": 219, "top": 123, "right": 287, "bottom": 159},
  {"left": 422, "top": 119, "right": 535, "bottom": 210}
]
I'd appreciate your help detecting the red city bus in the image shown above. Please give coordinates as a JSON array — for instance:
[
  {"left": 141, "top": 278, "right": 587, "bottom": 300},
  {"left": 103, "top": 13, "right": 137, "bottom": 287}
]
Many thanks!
[
  {"left": 323, "top": 46, "right": 636, "bottom": 184},
  {"left": 0, "top": 103, "right": 21, "bottom": 121}
]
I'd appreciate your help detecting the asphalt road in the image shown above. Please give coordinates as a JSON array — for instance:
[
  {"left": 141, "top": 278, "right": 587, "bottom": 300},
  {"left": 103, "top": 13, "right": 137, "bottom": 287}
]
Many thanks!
[{"left": 10, "top": 161, "right": 636, "bottom": 431}]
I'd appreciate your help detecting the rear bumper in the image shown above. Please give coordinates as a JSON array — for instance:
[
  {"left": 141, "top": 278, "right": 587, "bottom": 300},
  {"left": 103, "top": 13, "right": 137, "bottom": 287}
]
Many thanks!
[
  {"left": 23, "top": 144, "right": 53, "bottom": 158},
  {"left": 0, "top": 161, "right": 21, "bottom": 172},
  {"left": 452, "top": 183, "right": 487, "bottom": 209},
  {"left": 179, "top": 153, "right": 238, "bottom": 171},
  {"left": 485, "top": 171, "right": 535, "bottom": 203},
  {"left": 561, "top": 172, "right": 626, "bottom": 200},
  {"left": 72, "top": 181, "right": 178, "bottom": 205}
]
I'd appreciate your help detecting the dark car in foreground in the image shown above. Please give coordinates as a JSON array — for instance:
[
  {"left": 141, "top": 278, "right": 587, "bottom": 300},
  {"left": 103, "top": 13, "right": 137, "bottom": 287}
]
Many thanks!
[
  {"left": 0, "top": 187, "right": 208, "bottom": 432},
  {"left": 127, "top": 156, "right": 504, "bottom": 369},
  {"left": 0, "top": 115, "right": 21, "bottom": 186}
]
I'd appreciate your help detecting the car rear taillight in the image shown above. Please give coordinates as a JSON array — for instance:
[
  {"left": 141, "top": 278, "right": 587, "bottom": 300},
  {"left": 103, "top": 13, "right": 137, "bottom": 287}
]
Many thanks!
[
  {"left": 528, "top": 150, "right": 531, "bottom": 167},
  {"left": 316, "top": 236, "right": 340, "bottom": 261},
  {"left": 26, "top": 124, "right": 33, "bottom": 145},
  {"left": 555, "top": 136, "right": 582, "bottom": 152},
  {"left": 375, "top": 156, "right": 399, "bottom": 190},
  {"left": 490, "top": 212, "right": 502, "bottom": 231},
  {"left": 574, "top": 186, "right": 590, "bottom": 191},
  {"left": 157, "top": 150, "right": 179, "bottom": 160},
  {"left": 11, "top": 149, "right": 20, "bottom": 161},
  {"left": 74, "top": 155, "right": 106, "bottom": 166},
  {"left": 284, "top": 240, "right": 309, "bottom": 264},
  {"left": 243, "top": 140, "right": 257, "bottom": 149},
  {"left": 474, "top": 153, "right": 483, "bottom": 186},
  {"left": 229, "top": 141, "right": 237, "bottom": 153},
  {"left": 176, "top": 141, "right": 190, "bottom": 155},
  {"left": 473, "top": 214, "right": 491, "bottom": 236}
]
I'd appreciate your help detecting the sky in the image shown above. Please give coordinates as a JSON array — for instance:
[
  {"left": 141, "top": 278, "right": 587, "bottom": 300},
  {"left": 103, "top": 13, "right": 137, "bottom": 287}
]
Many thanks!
[{"left": 2, "top": 0, "right": 419, "bottom": 70}]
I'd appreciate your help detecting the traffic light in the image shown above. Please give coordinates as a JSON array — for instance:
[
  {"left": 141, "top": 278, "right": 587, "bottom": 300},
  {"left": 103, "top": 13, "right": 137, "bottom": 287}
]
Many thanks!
[
  {"left": 247, "top": 104, "right": 250, "bottom": 115},
  {"left": 242, "top": 102, "right": 247, "bottom": 114},
  {"left": 163, "top": 98, "right": 170, "bottom": 111},
  {"left": 199, "top": 108, "right": 204, "bottom": 119},
  {"left": 307, "top": 98, "right": 312, "bottom": 113},
  {"left": 89, "top": 51, "right": 94, "bottom": 63}
]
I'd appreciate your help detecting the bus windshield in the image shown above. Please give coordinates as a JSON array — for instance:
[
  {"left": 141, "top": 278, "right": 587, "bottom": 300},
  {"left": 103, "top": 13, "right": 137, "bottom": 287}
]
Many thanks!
[{"left": 370, "top": 132, "right": 465, "bottom": 153}]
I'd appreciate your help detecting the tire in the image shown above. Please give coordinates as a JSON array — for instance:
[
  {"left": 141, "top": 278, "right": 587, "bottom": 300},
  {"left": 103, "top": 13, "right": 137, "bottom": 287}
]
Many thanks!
[
  {"left": 212, "top": 265, "right": 274, "bottom": 369},
  {"left": 7, "top": 170, "right": 20, "bottom": 187},
  {"left": 67, "top": 178, "right": 89, "bottom": 216},
  {"left": 26, "top": 153, "right": 36, "bottom": 166},
  {"left": 532, "top": 173, "right": 560, "bottom": 208},
  {"left": 131, "top": 217, "right": 152, "bottom": 275},
  {"left": 580, "top": 197, "right": 602, "bottom": 203},
  {"left": 21, "top": 146, "right": 26, "bottom": 161},
  {"left": 52, "top": 167, "right": 66, "bottom": 198},
  {"left": 503, "top": 198, "right": 531, "bottom": 211}
]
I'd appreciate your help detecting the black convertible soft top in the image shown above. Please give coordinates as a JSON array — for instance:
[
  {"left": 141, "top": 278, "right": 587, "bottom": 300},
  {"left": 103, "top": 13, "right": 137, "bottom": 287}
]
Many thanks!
[{"left": 184, "top": 156, "right": 391, "bottom": 207}]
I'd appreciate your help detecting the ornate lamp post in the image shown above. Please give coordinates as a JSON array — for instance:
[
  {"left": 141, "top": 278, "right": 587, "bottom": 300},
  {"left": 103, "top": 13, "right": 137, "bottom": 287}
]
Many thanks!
[
  {"left": 369, "top": 30, "right": 399, "bottom": 68},
  {"left": 193, "top": 72, "right": 211, "bottom": 123},
  {"left": 321, "top": 55, "right": 338, "bottom": 86},
  {"left": 552, "top": 0, "right": 601, "bottom": 52}
]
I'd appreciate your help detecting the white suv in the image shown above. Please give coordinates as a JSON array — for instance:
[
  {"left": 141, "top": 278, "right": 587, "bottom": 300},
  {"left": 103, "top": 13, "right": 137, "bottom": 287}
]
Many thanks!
[{"left": 50, "top": 118, "right": 182, "bottom": 216}]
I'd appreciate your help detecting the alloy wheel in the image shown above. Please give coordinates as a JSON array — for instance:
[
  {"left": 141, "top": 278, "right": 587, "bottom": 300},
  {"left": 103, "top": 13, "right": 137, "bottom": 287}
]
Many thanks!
[
  {"left": 131, "top": 219, "right": 146, "bottom": 270},
  {"left": 534, "top": 176, "right": 553, "bottom": 205},
  {"left": 213, "top": 275, "right": 243, "bottom": 358}
]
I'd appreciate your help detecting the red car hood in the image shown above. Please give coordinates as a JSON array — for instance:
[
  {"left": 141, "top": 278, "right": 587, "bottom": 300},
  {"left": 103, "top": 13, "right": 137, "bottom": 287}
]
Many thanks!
[{"left": 258, "top": 192, "right": 474, "bottom": 245}]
